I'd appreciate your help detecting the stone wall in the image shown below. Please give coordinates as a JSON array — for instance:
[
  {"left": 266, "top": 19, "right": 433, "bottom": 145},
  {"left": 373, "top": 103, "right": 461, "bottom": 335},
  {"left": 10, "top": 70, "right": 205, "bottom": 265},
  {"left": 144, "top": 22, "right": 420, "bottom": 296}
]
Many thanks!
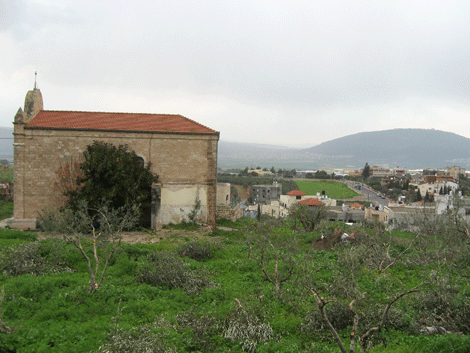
[
  {"left": 216, "top": 204, "right": 243, "bottom": 222},
  {"left": 13, "top": 127, "right": 218, "bottom": 229}
]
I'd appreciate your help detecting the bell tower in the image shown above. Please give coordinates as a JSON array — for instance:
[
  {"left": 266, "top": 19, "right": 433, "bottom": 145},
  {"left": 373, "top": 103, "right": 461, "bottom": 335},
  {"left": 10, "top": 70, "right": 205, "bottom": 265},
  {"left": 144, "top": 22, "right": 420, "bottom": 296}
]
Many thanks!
[
  {"left": 11, "top": 72, "right": 44, "bottom": 230},
  {"left": 23, "top": 72, "right": 43, "bottom": 123}
]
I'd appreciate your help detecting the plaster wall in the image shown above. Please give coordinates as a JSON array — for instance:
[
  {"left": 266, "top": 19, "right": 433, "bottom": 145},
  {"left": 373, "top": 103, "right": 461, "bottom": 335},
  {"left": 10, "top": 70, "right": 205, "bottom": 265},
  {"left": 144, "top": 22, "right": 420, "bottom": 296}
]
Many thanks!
[{"left": 216, "top": 183, "right": 231, "bottom": 206}]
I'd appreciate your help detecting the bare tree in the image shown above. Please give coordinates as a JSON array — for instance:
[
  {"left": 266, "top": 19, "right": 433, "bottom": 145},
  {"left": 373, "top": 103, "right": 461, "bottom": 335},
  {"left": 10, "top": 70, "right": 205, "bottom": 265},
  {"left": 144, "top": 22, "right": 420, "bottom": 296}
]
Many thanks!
[
  {"left": 302, "top": 229, "right": 444, "bottom": 353},
  {"left": 245, "top": 220, "right": 300, "bottom": 299},
  {"left": 55, "top": 201, "right": 137, "bottom": 293}
]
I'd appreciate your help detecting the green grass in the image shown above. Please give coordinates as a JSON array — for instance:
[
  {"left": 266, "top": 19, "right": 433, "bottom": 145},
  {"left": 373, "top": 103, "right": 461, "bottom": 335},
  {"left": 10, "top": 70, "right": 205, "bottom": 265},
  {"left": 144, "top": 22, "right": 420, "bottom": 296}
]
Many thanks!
[
  {"left": 296, "top": 180, "right": 359, "bottom": 199},
  {"left": 0, "top": 218, "right": 468, "bottom": 353},
  {"left": 0, "top": 201, "right": 13, "bottom": 221}
]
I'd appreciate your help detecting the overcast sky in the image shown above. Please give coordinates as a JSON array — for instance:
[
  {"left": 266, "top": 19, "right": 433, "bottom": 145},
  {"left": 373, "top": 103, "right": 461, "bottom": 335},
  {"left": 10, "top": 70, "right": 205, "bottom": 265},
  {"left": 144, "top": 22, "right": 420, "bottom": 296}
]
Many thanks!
[{"left": 1, "top": 0, "right": 470, "bottom": 146}]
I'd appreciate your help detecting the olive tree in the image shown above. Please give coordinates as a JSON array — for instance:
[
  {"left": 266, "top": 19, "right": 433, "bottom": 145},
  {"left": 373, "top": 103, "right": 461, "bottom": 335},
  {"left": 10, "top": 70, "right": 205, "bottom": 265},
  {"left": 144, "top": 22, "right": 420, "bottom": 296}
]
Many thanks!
[
  {"left": 245, "top": 220, "right": 300, "bottom": 300},
  {"left": 289, "top": 203, "right": 327, "bottom": 232},
  {"left": 302, "top": 229, "right": 450, "bottom": 353},
  {"left": 52, "top": 201, "right": 137, "bottom": 293},
  {"left": 57, "top": 141, "right": 158, "bottom": 228}
]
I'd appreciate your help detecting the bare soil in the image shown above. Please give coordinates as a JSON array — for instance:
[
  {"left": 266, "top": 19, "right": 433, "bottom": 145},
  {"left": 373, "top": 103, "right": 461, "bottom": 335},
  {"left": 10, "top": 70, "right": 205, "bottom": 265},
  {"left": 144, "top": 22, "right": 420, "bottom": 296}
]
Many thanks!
[{"left": 36, "top": 228, "right": 212, "bottom": 244}]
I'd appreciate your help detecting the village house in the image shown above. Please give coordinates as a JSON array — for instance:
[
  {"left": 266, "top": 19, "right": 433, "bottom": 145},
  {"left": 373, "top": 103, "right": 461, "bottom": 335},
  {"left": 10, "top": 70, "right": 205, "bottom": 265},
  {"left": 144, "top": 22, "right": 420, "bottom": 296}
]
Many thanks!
[
  {"left": 371, "top": 166, "right": 391, "bottom": 178},
  {"left": 415, "top": 177, "right": 459, "bottom": 198},
  {"left": 443, "top": 166, "right": 466, "bottom": 180},
  {"left": 261, "top": 189, "right": 337, "bottom": 219},
  {"left": 11, "top": 86, "right": 219, "bottom": 230},
  {"left": 279, "top": 190, "right": 336, "bottom": 210},
  {"left": 251, "top": 182, "right": 282, "bottom": 205}
]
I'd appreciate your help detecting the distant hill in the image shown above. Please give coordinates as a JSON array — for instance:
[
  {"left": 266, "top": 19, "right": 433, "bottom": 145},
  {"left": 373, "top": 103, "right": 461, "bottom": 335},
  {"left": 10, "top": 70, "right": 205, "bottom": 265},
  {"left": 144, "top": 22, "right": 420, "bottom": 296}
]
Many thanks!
[
  {"left": 219, "top": 129, "right": 470, "bottom": 170},
  {"left": 304, "top": 128, "right": 470, "bottom": 169},
  {"left": 218, "top": 141, "right": 298, "bottom": 169},
  {"left": 0, "top": 127, "right": 13, "bottom": 161},
  {"left": 4, "top": 127, "right": 469, "bottom": 169}
]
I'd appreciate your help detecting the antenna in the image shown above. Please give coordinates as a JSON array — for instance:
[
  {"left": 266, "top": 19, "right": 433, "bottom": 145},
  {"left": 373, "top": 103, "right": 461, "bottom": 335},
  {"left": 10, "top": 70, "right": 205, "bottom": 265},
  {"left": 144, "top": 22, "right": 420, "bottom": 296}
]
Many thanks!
[{"left": 34, "top": 71, "right": 37, "bottom": 89}]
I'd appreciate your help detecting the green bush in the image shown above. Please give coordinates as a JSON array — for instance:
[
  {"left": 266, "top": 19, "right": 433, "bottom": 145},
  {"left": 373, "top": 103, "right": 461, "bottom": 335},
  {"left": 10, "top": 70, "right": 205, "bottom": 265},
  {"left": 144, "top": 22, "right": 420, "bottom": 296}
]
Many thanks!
[
  {"left": 0, "top": 201, "right": 13, "bottom": 221},
  {"left": 63, "top": 142, "right": 158, "bottom": 228},
  {"left": 98, "top": 314, "right": 176, "bottom": 353},
  {"left": 176, "top": 312, "right": 220, "bottom": 352},
  {"left": 301, "top": 302, "right": 354, "bottom": 340},
  {"left": 137, "top": 251, "right": 217, "bottom": 295},
  {"left": 0, "top": 241, "right": 74, "bottom": 276},
  {"left": 177, "top": 240, "right": 217, "bottom": 261},
  {"left": 223, "top": 303, "right": 275, "bottom": 353},
  {"left": 37, "top": 207, "right": 63, "bottom": 232}
]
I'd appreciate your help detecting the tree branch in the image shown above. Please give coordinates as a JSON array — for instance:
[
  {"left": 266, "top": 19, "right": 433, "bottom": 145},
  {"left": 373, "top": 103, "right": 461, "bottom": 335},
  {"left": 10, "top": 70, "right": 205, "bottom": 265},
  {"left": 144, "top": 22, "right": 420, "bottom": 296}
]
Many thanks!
[
  {"left": 309, "top": 288, "right": 348, "bottom": 353},
  {"left": 360, "top": 283, "right": 424, "bottom": 353}
]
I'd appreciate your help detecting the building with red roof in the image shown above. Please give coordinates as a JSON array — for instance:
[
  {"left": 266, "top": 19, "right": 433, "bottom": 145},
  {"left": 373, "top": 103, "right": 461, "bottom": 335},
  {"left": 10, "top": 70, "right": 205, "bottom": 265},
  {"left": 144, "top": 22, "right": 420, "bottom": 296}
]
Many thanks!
[
  {"left": 350, "top": 202, "right": 364, "bottom": 209},
  {"left": 298, "top": 198, "right": 325, "bottom": 206},
  {"left": 286, "top": 190, "right": 306, "bottom": 196},
  {"left": 11, "top": 87, "right": 219, "bottom": 230}
]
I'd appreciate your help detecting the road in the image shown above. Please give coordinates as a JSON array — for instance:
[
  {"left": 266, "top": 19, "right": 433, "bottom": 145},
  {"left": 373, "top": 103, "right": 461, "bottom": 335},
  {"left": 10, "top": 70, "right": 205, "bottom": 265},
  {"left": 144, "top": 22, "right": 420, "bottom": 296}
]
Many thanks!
[{"left": 344, "top": 181, "right": 389, "bottom": 207}]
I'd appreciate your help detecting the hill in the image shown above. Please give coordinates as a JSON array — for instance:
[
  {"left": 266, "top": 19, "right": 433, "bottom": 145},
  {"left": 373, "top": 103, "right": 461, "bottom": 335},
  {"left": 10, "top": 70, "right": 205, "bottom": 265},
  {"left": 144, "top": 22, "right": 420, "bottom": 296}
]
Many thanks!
[
  {"left": 4, "top": 127, "right": 470, "bottom": 169},
  {"left": 219, "top": 129, "right": 470, "bottom": 170},
  {"left": 0, "top": 127, "right": 13, "bottom": 161},
  {"left": 304, "top": 128, "right": 470, "bottom": 169}
]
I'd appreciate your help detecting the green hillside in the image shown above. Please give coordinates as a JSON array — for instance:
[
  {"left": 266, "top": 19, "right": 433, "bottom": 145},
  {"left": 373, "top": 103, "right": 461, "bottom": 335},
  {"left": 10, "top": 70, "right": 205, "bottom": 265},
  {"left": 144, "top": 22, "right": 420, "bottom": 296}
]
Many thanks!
[{"left": 0, "top": 215, "right": 469, "bottom": 352}]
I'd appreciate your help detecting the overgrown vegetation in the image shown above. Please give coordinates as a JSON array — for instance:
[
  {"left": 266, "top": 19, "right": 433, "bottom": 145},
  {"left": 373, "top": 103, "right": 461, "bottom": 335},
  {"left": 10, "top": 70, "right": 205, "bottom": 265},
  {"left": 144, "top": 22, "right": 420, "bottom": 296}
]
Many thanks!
[
  {"left": 57, "top": 141, "right": 159, "bottom": 228},
  {"left": 0, "top": 209, "right": 469, "bottom": 352},
  {"left": 0, "top": 202, "right": 13, "bottom": 221}
]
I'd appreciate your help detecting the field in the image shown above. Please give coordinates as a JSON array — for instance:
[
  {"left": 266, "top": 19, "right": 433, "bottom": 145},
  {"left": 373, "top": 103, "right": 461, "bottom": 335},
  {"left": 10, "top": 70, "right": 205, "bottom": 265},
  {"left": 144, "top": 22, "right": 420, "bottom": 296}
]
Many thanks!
[
  {"left": 0, "top": 215, "right": 469, "bottom": 352},
  {"left": 295, "top": 180, "right": 360, "bottom": 199}
]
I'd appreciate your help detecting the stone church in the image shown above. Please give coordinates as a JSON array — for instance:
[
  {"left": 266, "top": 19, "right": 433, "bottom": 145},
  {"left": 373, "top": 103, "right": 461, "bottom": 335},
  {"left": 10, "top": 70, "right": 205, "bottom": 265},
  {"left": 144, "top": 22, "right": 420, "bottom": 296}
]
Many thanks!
[{"left": 11, "top": 86, "right": 219, "bottom": 230}]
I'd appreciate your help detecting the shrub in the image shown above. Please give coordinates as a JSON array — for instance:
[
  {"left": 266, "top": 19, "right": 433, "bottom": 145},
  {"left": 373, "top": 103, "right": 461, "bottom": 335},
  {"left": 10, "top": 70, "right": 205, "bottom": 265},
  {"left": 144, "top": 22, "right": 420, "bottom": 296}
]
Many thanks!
[
  {"left": 412, "top": 286, "right": 470, "bottom": 334},
  {"left": 176, "top": 312, "right": 220, "bottom": 351},
  {"left": 0, "top": 201, "right": 13, "bottom": 220},
  {"left": 37, "top": 207, "right": 63, "bottom": 233},
  {"left": 223, "top": 301, "right": 275, "bottom": 353},
  {"left": 177, "top": 241, "right": 216, "bottom": 261},
  {"left": 0, "top": 288, "right": 12, "bottom": 335},
  {"left": 301, "top": 302, "right": 354, "bottom": 341},
  {"left": 137, "top": 251, "right": 216, "bottom": 295},
  {"left": 63, "top": 142, "right": 159, "bottom": 228},
  {"left": 0, "top": 241, "right": 74, "bottom": 276},
  {"left": 98, "top": 313, "right": 176, "bottom": 353}
]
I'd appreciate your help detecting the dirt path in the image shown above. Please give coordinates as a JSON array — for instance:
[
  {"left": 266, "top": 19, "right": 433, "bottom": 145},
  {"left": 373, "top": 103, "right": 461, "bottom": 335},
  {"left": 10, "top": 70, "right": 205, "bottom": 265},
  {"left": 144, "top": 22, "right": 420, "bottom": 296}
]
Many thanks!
[{"left": 36, "top": 228, "right": 212, "bottom": 244}]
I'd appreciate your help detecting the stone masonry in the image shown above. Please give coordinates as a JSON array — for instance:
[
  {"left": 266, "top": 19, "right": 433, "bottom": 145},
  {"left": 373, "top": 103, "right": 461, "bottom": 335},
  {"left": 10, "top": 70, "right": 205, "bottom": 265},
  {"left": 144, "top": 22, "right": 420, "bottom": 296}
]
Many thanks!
[{"left": 12, "top": 87, "right": 219, "bottom": 230}]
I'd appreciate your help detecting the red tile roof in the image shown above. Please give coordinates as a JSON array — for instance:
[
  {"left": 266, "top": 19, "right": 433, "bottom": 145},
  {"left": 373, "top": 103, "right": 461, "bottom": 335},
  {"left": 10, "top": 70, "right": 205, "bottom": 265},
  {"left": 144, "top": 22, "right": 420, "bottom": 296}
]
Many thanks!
[
  {"left": 287, "top": 190, "right": 306, "bottom": 196},
  {"left": 350, "top": 203, "right": 364, "bottom": 208},
  {"left": 26, "top": 110, "right": 218, "bottom": 135},
  {"left": 298, "top": 198, "right": 325, "bottom": 206}
]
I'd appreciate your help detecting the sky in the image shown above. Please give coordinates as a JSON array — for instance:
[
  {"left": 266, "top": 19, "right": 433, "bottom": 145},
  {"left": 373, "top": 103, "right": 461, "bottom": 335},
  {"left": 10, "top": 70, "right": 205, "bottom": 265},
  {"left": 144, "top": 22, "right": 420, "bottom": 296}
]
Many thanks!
[{"left": 1, "top": 0, "right": 470, "bottom": 147}]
